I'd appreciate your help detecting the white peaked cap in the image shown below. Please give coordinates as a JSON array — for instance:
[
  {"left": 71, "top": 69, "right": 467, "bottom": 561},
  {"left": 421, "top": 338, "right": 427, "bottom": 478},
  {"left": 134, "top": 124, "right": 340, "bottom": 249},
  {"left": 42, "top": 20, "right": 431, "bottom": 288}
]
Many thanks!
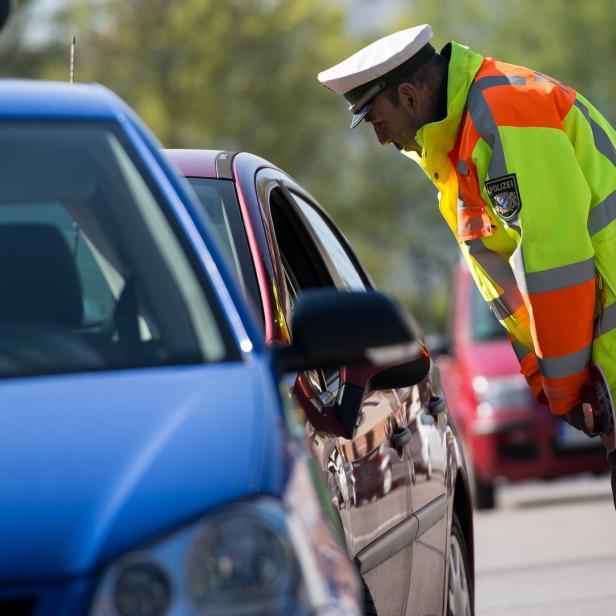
[{"left": 318, "top": 24, "right": 434, "bottom": 128}]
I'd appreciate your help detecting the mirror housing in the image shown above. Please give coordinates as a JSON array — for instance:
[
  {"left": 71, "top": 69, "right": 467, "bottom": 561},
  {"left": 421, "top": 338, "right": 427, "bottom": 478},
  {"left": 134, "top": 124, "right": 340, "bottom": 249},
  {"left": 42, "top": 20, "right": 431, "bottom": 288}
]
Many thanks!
[
  {"left": 274, "top": 288, "right": 430, "bottom": 388},
  {"left": 0, "top": 1, "right": 10, "bottom": 31}
]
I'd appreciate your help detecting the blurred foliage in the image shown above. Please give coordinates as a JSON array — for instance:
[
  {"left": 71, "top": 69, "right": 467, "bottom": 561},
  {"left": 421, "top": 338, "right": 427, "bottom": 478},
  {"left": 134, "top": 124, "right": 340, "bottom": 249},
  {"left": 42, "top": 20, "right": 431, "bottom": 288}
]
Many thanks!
[{"left": 0, "top": 0, "right": 613, "bottom": 332}]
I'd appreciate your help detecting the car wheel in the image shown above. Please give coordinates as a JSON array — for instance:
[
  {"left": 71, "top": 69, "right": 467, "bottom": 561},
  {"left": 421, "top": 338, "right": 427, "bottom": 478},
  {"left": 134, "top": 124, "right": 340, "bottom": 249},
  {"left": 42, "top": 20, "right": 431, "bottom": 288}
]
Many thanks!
[
  {"left": 474, "top": 477, "right": 495, "bottom": 510},
  {"left": 447, "top": 512, "right": 474, "bottom": 616}
]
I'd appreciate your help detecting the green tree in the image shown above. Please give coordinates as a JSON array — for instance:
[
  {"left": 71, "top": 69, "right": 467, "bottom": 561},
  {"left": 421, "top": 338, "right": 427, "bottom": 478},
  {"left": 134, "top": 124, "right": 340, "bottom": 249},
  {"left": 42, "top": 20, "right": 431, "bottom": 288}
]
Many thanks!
[
  {"left": 4, "top": 1, "right": 611, "bottom": 333},
  {"left": 15, "top": 0, "right": 452, "bottom": 328},
  {"left": 43, "top": 0, "right": 353, "bottom": 174},
  {"left": 398, "top": 0, "right": 616, "bottom": 123}
]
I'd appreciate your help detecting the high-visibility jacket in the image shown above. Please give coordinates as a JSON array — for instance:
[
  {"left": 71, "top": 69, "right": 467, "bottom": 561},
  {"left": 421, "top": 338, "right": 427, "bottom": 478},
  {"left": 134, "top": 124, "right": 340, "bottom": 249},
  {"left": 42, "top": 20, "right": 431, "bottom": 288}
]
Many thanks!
[{"left": 404, "top": 42, "right": 616, "bottom": 415}]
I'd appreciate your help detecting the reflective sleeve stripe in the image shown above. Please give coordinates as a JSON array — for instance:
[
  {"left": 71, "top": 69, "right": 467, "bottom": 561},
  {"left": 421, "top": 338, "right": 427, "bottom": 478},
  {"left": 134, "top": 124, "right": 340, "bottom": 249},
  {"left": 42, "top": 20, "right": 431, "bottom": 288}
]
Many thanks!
[
  {"left": 511, "top": 338, "right": 531, "bottom": 362},
  {"left": 517, "top": 348, "right": 549, "bottom": 404},
  {"left": 538, "top": 344, "right": 593, "bottom": 379},
  {"left": 472, "top": 74, "right": 527, "bottom": 92},
  {"left": 509, "top": 249, "right": 595, "bottom": 355},
  {"left": 514, "top": 257, "right": 595, "bottom": 295},
  {"left": 574, "top": 99, "right": 616, "bottom": 166},
  {"left": 595, "top": 302, "right": 616, "bottom": 339},
  {"left": 588, "top": 189, "right": 616, "bottom": 236},
  {"left": 465, "top": 238, "right": 524, "bottom": 320},
  {"left": 520, "top": 277, "right": 595, "bottom": 357},
  {"left": 467, "top": 84, "right": 508, "bottom": 179},
  {"left": 542, "top": 370, "right": 590, "bottom": 415},
  {"left": 487, "top": 292, "right": 524, "bottom": 321}
]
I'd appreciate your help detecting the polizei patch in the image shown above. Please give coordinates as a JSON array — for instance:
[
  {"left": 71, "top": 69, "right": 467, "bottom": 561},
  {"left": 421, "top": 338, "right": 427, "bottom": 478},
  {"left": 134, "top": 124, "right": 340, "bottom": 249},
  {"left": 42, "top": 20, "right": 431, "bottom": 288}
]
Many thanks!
[{"left": 485, "top": 173, "right": 522, "bottom": 221}]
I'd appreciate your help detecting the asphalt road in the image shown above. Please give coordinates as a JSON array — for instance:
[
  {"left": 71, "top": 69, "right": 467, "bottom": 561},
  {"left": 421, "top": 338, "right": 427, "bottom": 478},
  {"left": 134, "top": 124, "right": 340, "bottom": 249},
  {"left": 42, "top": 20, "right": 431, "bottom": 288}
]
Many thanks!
[{"left": 474, "top": 473, "right": 616, "bottom": 615}]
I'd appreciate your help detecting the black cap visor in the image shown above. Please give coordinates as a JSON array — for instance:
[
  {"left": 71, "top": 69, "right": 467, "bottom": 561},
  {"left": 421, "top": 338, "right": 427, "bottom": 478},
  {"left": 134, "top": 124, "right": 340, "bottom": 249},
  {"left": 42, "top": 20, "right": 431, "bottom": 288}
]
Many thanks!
[
  {"left": 343, "top": 42, "right": 435, "bottom": 129},
  {"left": 350, "top": 103, "right": 371, "bottom": 128}
]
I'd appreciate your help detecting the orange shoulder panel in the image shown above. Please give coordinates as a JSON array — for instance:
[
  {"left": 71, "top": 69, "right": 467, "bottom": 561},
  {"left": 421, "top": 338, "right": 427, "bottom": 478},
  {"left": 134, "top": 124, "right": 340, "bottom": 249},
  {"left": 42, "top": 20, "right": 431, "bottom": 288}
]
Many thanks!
[{"left": 474, "top": 58, "right": 577, "bottom": 129}]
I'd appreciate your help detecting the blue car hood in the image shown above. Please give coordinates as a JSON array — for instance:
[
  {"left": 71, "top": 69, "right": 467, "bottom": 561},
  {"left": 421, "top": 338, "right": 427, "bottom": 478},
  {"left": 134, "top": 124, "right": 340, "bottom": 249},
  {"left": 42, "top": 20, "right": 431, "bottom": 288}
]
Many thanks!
[{"left": 0, "top": 362, "right": 283, "bottom": 581}]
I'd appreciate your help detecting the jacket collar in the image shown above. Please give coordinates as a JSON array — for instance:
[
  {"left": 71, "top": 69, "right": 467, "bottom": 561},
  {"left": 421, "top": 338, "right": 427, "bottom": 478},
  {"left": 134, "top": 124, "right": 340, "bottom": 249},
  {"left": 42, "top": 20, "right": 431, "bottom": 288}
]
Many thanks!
[{"left": 402, "top": 42, "right": 483, "bottom": 173}]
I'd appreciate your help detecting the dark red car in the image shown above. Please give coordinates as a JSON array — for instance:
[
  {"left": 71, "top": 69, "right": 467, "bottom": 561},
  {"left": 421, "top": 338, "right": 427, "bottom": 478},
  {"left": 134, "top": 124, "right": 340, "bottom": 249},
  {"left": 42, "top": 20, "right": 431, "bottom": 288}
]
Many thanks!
[
  {"left": 436, "top": 263, "right": 607, "bottom": 509},
  {"left": 165, "top": 149, "right": 475, "bottom": 616}
]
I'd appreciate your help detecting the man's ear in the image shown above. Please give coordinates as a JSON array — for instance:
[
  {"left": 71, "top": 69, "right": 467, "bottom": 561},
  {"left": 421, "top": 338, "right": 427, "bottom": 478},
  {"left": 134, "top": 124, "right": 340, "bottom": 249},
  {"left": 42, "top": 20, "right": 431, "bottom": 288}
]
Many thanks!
[{"left": 397, "top": 82, "right": 418, "bottom": 109}]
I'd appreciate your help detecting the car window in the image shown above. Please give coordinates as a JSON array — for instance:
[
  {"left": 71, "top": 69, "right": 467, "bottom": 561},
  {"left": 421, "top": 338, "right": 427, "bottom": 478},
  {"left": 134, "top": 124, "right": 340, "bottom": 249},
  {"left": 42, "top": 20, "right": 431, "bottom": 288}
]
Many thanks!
[
  {"left": 268, "top": 187, "right": 338, "bottom": 397},
  {"left": 269, "top": 188, "right": 333, "bottom": 294},
  {"left": 186, "top": 178, "right": 260, "bottom": 313},
  {"left": 470, "top": 281, "right": 506, "bottom": 341},
  {"left": 0, "top": 121, "right": 237, "bottom": 379},
  {"left": 291, "top": 193, "right": 367, "bottom": 291},
  {"left": 0, "top": 202, "right": 116, "bottom": 325}
]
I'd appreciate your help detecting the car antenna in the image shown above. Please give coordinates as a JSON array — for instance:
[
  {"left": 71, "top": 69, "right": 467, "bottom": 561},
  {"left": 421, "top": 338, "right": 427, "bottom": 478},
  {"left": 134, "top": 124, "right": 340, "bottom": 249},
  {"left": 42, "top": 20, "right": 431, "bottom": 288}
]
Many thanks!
[{"left": 70, "top": 34, "right": 76, "bottom": 83}]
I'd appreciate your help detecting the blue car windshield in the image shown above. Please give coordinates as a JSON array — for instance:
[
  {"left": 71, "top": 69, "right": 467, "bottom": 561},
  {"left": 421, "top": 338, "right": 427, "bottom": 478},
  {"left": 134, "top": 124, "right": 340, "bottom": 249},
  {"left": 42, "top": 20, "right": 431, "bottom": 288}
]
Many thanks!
[{"left": 0, "top": 121, "right": 238, "bottom": 378}]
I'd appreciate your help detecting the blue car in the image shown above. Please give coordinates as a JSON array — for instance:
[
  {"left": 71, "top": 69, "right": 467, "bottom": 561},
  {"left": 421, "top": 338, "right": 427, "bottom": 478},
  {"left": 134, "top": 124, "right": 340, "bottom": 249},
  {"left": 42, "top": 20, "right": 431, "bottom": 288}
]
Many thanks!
[{"left": 0, "top": 80, "right": 434, "bottom": 616}]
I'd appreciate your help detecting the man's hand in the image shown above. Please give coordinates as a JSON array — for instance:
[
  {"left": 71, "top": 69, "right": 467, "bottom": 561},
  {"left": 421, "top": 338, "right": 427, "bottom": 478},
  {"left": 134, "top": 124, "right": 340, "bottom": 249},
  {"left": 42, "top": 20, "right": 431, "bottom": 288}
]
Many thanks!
[{"left": 562, "top": 404, "right": 596, "bottom": 437}]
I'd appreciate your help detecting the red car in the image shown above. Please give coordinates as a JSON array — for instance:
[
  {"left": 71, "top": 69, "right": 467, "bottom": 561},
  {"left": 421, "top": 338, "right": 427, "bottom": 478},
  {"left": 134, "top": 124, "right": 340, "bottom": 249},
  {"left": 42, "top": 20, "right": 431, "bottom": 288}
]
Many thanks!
[
  {"left": 165, "top": 149, "right": 475, "bottom": 616},
  {"left": 436, "top": 263, "right": 607, "bottom": 509}
]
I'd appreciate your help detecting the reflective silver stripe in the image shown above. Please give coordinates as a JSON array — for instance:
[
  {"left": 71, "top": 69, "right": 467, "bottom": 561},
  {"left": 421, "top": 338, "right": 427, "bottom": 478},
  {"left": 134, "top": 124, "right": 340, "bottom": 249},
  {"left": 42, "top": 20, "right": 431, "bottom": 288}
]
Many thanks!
[
  {"left": 457, "top": 159, "right": 469, "bottom": 175},
  {"left": 510, "top": 241, "right": 527, "bottom": 294},
  {"left": 574, "top": 99, "right": 616, "bottom": 167},
  {"left": 538, "top": 345, "right": 592, "bottom": 379},
  {"left": 588, "top": 189, "right": 616, "bottom": 235},
  {"left": 595, "top": 303, "right": 616, "bottom": 339},
  {"left": 466, "top": 238, "right": 524, "bottom": 320},
  {"left": 468, "top": 76, "right": 527, "bottom": 181},
  {"left": 472, "top": 75, "right": 527, "bottom": 92},
  {"left": 519, "top": 257, "right": 595, "bottom": 295},
  {"left": 511, "top": 338, "right": 531, "bottom": 362},
  {"left": 466, "top": 239, "right": 516, "bottom": 282},
  {"left": 488, "top": 290, "right": 524, "bottom": 321},
  {"left": 467, "top": 86, "right": 508, "bottom": 179}
]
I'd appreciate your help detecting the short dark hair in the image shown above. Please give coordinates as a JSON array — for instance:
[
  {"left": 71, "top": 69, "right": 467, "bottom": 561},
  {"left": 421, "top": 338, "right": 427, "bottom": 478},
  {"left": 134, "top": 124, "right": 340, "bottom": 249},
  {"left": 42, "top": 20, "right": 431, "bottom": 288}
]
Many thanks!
[{"left": 386, "top": 53, "right": 448, "bottom": 119}]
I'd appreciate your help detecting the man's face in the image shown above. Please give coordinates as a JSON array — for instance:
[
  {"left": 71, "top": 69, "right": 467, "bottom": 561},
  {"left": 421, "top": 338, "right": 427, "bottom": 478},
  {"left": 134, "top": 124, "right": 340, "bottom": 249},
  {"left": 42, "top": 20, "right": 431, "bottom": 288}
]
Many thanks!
[{"left": 364, "top": 89, "right": 422, "bottom": 152}]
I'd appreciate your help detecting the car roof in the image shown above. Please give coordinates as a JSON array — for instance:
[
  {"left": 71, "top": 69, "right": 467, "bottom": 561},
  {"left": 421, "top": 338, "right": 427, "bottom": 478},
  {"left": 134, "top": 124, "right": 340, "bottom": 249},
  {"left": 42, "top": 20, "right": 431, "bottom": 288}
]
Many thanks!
[
  {"left": 165, "top": 149, "right": 224, "bottom": 179},
  {"left": 0, "top": 79, "right": 122, "bottom": 120}
]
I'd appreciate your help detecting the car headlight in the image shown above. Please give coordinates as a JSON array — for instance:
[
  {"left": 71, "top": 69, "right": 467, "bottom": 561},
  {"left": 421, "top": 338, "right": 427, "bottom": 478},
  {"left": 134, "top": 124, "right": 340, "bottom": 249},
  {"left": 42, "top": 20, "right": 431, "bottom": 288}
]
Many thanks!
[
  {"left": 472, "top": 374, "right": 534, "bottom": 415},
  {"left": 89, "top": 453, "right": 361, "bottom": 616},
  {"left": 187, "top": 502, "right": 300, "bottom": 615}
]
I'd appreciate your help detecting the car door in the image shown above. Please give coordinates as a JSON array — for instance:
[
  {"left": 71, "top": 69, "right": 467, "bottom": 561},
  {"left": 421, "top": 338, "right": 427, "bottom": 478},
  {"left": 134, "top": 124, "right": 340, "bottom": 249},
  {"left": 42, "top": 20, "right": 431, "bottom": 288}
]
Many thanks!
[
  {"left": 282, "top": 186, "right": 451, "bottom": 616},
  {"left": 256, "top": 170, "right": 418, "bottom": 615}
]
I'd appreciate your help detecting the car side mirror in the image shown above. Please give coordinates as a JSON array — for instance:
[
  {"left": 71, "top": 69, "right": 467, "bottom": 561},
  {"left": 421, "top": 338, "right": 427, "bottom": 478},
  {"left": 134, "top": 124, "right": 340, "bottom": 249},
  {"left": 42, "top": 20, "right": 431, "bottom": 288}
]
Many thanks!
[
  {"left": 0, "top": 0, "right": 11, "bottom": 30},
  {"left": 274, "top": 288, "right": 430, "bottom": 386}
]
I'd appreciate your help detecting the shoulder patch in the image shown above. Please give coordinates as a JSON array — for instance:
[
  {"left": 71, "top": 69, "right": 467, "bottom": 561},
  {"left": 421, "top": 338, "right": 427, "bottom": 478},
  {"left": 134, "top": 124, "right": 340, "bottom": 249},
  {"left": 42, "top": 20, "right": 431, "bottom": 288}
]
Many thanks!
[{"left": 485, "top": 173, "right": 522, "bottom": 221}]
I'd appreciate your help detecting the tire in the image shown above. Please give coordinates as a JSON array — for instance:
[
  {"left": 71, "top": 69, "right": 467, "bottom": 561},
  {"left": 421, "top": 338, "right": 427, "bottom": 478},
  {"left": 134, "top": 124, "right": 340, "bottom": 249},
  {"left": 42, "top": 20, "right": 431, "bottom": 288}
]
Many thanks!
[
  {"left": 361, "top": 576, "right": 378, "bottom": 615},
  {"left": 473, "top": 477, "right": 495, "bottom": 510},
  {"left": 447, "top": 513, "right": 474, "bottom": 616}
]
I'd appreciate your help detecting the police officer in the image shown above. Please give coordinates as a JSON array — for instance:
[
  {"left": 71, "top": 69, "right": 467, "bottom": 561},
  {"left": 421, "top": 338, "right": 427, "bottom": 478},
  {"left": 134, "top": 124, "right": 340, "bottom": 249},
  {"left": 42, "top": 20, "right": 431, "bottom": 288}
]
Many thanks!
[{"left": 318, "top": 25, "right": 616, "bottom": 506}]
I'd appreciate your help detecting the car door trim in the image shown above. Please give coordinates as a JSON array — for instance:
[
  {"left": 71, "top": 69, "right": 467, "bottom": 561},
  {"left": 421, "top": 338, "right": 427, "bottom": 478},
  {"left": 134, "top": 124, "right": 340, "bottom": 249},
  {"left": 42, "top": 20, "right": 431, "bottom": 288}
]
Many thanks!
[
  {"left": 415, "top": 494, "right": 447, "bottom": 537},
  {"left": 215, "top": 151, "right": 237, "bottom": 179},
  {"left": 354, "top": 494, "right": 447, "bottom": 573}
]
